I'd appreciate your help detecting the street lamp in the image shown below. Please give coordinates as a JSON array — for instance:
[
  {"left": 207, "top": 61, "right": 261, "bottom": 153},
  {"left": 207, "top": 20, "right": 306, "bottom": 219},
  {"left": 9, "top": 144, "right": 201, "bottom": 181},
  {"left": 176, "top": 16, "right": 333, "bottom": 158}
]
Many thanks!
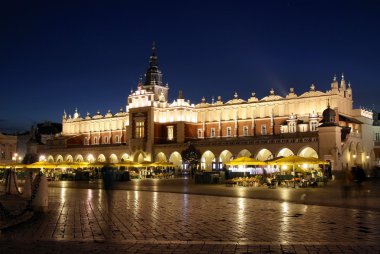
[{"left": 12, "top": 153, "right": 18, "bottom": 163}]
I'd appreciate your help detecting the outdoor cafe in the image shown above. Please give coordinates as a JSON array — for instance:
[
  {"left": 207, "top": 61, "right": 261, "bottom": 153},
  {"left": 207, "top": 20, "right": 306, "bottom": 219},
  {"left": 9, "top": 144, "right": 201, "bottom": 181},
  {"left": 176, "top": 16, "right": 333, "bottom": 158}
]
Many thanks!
[{"left": 225, "top": 155, "right": 330, "bottom": 188}]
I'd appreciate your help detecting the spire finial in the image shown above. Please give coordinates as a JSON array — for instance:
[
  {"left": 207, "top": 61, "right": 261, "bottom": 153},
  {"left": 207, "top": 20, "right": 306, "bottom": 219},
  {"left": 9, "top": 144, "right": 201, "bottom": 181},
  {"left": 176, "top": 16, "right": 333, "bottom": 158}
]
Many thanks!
[
  {"left": 327, "top": 99, "right": 330, "bottom": 108},
  {"left": 341, "top": 73, "right": 344, "bottom": 80},
  {"left": 333, "top": 74, "right": 337, "bottom": 82},
  {"left": 152, "top": 41, "right": 156, "bottom": 55}
]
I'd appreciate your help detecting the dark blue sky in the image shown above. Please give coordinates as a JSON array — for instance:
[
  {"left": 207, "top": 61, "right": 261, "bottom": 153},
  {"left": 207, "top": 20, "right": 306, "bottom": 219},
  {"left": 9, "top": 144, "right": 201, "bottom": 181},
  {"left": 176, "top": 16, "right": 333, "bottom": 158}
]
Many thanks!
[{"left": 1, "top": 0, "right": 380, "bottom": 132}]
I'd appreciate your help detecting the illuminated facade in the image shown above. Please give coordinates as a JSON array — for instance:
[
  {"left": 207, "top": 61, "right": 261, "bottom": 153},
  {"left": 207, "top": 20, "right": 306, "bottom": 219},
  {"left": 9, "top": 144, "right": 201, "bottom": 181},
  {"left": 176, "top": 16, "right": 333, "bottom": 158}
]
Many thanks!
[{"left": 40, "top": 45, "right": 376, "bottom": 172}]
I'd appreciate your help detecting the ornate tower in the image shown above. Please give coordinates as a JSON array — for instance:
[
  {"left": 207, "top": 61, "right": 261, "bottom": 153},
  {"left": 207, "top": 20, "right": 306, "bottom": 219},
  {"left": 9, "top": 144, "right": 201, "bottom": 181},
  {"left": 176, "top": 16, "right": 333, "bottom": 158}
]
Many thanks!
[{"left": 143, "top": 42, "right": 169, "bottom": 101}]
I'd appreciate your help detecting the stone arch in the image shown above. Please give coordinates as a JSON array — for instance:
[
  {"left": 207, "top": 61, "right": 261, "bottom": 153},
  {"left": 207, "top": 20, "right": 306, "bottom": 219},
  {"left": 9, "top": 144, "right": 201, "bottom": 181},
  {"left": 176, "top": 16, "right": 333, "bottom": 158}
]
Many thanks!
[
  {"left": 256, "top": 148, "right": 273, "bottom": 161},
  {"left": 75, "top": 154, "right": 84, "bottom": 162},
  {"left": 65, "top": 154, "right": 73, "bottom": 162},
  {"left": 297, "top": 146, "right": 318, "bottom": 158},
  {"left": 356, "top": 143, "right": 364, "bottom": 165},
  {"left": 97, "top": 154, "right": 106, "bottom": 162},
  {"left": 86, "top": 154, "right": 95, "bottom": 163},
  {"left": 219, "top": 150, "right": 233, "bottom": 164},
  {"left": 109, "top": 154, "right": 118, "bottom": 163},
  {"left": 169, "top": 151, "right": 182, "bottom": 168},
  {"left": 155, "top": 152, "right": 167, "bottom": 162},
  {"left": 47, "top": 155, "right": 54, "bottom": 163},
  {"left": 276, "top": 147, "right": 294, "bottom": 157},
  {"left": 237, "top": 149, "right": 252, "bottom": 158},
  {"left": 349, "top": 142, "right": 356, "bottom": 153},
  {"left": 55, "top": 155, "right": 64, "bottom": 162},
  {"left": 134, "top": 152, "right": 146, "bottom": 163},
  {"left": 120, "top": 153, "right": 130, "bottom": 162},
  {"left": 201, "top": 150, "right": 215, "bottom": 171}
]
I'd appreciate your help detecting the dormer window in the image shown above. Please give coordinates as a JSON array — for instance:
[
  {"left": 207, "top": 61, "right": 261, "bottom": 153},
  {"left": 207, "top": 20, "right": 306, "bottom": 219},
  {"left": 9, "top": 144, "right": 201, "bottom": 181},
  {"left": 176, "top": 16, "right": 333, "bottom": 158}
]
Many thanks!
[
  {"left": 310, "top": 121, "right": 318, "bottom": 131},
  {"left": 289, "top": 122, "right": 296, "bottom": 133}
]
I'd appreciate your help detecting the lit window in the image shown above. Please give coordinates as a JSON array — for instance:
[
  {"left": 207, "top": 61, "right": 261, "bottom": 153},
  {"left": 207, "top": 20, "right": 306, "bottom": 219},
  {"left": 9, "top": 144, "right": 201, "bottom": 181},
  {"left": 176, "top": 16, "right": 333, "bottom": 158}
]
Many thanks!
[
  {"left": 84, "top": 137, "right": 88, "bottom": 145},
  {"left": 376, "top": 133, "right": 380, "bottom": 141},
  {"left": 243, "top": 126, "right": 248, "bottom": 136},
  {"left": 115, "top": 135, "right": 120, "bottom": 143},
  {"left": 210, "top": 128, "right": 215, "bottom": 138},
  {"left": 135, "top": 121, "right": 145, "bottom": 138},
  {"left": 227, "top": 127, "right": 231, "bottom": 137},
  {"left": 198, "top": 129, "right": 203, "bottom": 138},
  {"left": 167, "top": 126, "right": 174, "bottom": 140},
  {"left": 261, "top": 125, "right": 267, "bottom": 135},
  {"left": 94, "top": 137, "right": 98, "bottom": 144},
  {"left": 105, "top": 136, "right": 108, "bottom": 144}
]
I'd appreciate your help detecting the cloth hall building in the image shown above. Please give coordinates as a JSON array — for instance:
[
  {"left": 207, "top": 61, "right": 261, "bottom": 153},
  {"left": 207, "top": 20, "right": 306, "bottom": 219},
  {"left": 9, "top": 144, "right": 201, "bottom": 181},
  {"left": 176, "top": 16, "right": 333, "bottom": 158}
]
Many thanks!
[{"left": 38, "top": 45, "right": 376, "bottom": 172}]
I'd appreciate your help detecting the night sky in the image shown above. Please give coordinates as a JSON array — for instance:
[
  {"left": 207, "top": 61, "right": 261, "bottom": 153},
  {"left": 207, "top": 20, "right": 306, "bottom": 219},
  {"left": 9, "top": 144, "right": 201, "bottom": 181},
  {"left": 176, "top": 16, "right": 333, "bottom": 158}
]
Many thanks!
[{"left": 1, "top": 0, "right": 380, "bottom": 132}]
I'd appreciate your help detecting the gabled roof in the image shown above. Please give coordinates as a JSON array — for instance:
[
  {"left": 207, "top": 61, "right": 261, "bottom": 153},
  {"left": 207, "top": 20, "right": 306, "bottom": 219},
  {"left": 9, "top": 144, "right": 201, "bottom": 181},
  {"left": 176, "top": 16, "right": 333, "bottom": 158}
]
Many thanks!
[{"left": 339, "top": 114, "right": 362, "bottom": 124}]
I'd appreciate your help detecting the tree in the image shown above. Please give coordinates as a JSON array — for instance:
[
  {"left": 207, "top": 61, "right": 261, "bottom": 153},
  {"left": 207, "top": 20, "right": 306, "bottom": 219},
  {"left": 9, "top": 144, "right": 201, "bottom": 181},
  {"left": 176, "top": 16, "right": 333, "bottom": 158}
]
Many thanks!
[{"left": 181, "top": 144, "right": 201, "bottom": 169}]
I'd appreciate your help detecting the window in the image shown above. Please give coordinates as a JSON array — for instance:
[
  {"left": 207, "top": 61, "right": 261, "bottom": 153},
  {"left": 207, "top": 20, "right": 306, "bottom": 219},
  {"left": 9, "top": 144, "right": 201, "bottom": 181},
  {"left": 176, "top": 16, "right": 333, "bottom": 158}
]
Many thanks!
[
  {"left": 226, "top": 127, "right": 231, "bottom": 137},
  {"left": 167, "top": 126, "right": 174, "bottom": 140},
  {"left": 243, "top": 126, "right": 249, "bottom": 136},
  {"left": 135, "top": 121, "right": 145, "bottom": 138},
  {"left": 310, "top": 121, "right": 318, "bottom": 132},
  {"left": 261, "top": 125, "right": 267, "bottom": 135},
  {"left": 94, "top": 137, "right": 98, "bottom": 144},
  {"left": 104, "top": 136, "right": 108, "bottom": 144},
  {"left": 84, "top": 137, "right": 88, "bottom": 145},
  {"left": 198, "top": 129, "right": 203, "bottom": 138},
  {"left": 210, "top": 128, "right": 215, "bottom": 138},
  {"left": 376, "top": 133, "right": 380, "bottom": 141},
  {"left": 115, "top": 135, "right": 120, "bottom": 143},
  {"left": 289, "top": 122, "right": 296, "bottom": 133},
  {"left": 1, "top": 151, "right": 5, "bottom": 159}
]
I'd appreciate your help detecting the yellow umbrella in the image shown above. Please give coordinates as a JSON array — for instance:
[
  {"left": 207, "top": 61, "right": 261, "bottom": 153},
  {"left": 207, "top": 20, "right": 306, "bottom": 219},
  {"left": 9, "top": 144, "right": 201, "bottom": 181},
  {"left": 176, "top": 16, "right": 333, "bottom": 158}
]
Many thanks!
[
  {"left": 115, "top": 161, "right": 141, "bottom": 168},
  {"left": 56, "top": 162, "right": 81, "bottom": 169},
  {"left": 152, "top": 161, "right": 174, "bottom": 167},
  {"left": 139, "top": 161, "right": 153, "bottom": 167},
  {"left": 226, "top": 156, "right": 267, "bottom": 166},
  {"left": 0, "top": 163, "right": 27, "bottom": 169},
  {"left": 267, "top": 155, "right": 327, "bottom": 187},
  {"left": 26, "top": 161, "right": 58, "bottom": 169},
  {"left": 305, "top": 157, "right": 329, "bottom": 165}
]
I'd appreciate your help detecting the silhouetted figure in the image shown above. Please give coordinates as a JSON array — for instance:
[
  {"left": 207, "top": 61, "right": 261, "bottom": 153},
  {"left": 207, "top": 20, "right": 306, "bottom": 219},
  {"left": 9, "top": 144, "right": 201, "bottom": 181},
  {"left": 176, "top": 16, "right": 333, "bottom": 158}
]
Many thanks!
[
  {"left": 342, "top": 169, "right": 353, "bottom": 199},
  {"left": 352, "top": 166, "right": 366, "bottom": 197},
  {"left": 191, "top": 166, "right": 195, "bottom": 179}
]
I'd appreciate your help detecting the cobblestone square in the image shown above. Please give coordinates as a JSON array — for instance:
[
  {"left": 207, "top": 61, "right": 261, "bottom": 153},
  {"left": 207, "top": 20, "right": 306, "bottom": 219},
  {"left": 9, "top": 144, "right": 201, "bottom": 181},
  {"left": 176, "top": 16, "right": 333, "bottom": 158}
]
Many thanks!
[{"left": 1, "top": 183, "right": 380, "bottom": 253}]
